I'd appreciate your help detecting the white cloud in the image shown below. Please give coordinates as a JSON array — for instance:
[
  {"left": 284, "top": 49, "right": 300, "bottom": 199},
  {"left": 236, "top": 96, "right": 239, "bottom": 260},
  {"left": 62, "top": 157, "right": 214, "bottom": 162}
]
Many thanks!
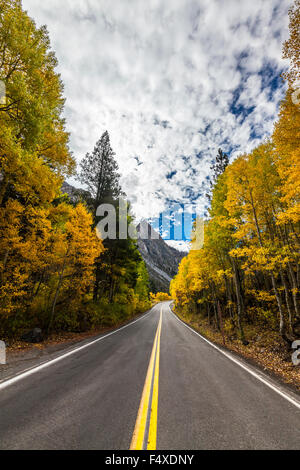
[{"left": 22, "top": 0, "right": 291, "bottom": 225}]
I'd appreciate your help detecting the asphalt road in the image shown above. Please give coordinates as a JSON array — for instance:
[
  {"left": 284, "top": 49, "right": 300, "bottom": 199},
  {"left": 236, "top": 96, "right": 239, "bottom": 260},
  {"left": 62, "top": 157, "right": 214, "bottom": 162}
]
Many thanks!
[{"left": 0, "top": 302, "right": 300, "bottom": 450}]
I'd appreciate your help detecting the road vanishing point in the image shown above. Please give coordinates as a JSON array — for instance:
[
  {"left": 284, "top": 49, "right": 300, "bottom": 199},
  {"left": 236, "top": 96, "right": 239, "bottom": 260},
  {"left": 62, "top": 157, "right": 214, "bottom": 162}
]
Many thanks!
[{"left": 0, "top": 302, "right": 300, "bottom": 450}]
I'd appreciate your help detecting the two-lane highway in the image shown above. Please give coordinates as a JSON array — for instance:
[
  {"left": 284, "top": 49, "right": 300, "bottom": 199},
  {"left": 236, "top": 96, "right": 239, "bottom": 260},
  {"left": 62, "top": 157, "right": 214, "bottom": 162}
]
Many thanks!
[{"left": 0, "top": 302, "right": 300, "bottom": 449}]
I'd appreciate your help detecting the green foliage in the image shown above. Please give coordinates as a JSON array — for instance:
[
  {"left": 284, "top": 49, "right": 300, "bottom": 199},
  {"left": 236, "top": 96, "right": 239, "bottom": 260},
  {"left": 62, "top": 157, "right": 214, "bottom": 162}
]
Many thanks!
[
  {"left": 77, "top": 130, "right": 122, "bottom": 210},
  {"left": 78, "top": 132, "right": 151, "bottom": 314}
]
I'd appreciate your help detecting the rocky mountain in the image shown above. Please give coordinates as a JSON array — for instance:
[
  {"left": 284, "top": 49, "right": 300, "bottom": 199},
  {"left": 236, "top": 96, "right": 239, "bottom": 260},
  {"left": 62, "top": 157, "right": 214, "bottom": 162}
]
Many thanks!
[
  {"left": 61, "top": 181, "right": 91, "bottom": 203},
  {"left": 137, "top": 222, "right": 187, "bottom": 293}
]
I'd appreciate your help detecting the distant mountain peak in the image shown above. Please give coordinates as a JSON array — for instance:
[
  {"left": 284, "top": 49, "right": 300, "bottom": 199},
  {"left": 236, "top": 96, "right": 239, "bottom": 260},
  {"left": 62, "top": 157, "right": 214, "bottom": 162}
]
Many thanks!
[{"left": 137, "top": 221, "right": 186, "bottom": 293}]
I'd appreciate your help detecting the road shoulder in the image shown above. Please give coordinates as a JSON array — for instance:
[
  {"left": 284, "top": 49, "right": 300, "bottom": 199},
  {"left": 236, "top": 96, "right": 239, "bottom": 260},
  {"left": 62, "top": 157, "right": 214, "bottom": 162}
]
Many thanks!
[{"left": 171, "top": 304, "right": 300, "bottom": 396}]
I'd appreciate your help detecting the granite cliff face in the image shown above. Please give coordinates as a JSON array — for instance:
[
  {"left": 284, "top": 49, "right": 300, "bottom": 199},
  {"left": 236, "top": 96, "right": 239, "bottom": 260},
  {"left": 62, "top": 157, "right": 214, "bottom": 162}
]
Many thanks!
[
  {"left": 61, "top": 182, "right": 90, "bottom": 203},
  {"left": 137, "top": 222, "right": 186, "bottom": 293}
]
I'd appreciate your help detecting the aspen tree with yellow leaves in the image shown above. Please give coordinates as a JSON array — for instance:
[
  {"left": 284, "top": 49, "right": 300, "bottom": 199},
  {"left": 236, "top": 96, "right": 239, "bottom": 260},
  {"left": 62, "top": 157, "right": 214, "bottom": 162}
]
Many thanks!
[{"left": 171, "top": 0, "right": 300, "bottom": 348}]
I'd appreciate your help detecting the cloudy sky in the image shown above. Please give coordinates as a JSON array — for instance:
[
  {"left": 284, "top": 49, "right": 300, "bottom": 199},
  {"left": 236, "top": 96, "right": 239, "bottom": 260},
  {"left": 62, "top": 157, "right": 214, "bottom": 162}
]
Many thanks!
[{"left": 23, "top": 0, "right": 291, "bottom": 248}]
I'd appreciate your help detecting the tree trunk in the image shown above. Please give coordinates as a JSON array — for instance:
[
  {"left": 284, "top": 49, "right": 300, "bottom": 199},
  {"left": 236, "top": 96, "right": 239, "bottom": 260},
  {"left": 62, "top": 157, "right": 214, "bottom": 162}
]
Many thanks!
[
  {"left": 231, "top": 257, "right": 245, "bottom": 342},
  {"left": 280, "top": 269, "right": 294, "bottom": 335},
  {"left": 288, "top": 262, "right": 300, "bottom": 320},
  {"left": 217, "top": 301, "right": 226, "bottom": 345},
  {"left": 212, "top": 300, "right": 220, "bottom": 330},
  {"left": 0, "top": 175, "right": 8, "bottom": 207},
  {"left": 109, "top": 278, "right": 115, "bottom": 303},
  {"left": 48, "top": 255, "right": 67, "bottom": 335},
  {"left": 270, "top": 271, "right": 290, "bottom": 345},
  {"left": 93, "top": 261, "right": 100, "bottom": 302},
  {"left": 207, "top": 303, "right": 211, "bottom": 325}
]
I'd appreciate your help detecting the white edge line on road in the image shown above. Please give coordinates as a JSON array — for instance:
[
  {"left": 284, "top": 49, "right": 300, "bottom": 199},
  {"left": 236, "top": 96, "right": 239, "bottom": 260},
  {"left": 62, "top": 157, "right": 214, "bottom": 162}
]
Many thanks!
[
  {"left": 170, "top": 305, "right": 300, "bottom": 411},
  {"left": 0, "top": 306, "right": 157, "bottom": 392}
]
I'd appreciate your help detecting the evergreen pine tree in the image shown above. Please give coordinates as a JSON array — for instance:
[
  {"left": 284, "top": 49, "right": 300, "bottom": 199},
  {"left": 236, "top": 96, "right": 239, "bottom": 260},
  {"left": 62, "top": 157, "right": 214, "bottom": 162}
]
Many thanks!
[
  {"left": 206, "top": 148, "right": 229, "bottom": 202},
  {"left": 78, "top": 131, "right": 122, "bottom": 212},
  {"left": 77, "top": 131, "right": 149, "bottom": 306},
  {"left": 211, "top": 148, "right": 229, "bottom": 183}
]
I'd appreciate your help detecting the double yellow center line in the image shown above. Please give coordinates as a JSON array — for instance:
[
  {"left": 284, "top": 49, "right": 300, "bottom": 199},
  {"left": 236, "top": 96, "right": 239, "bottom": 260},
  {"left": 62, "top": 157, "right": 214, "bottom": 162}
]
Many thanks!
[{"left": 130, "top": 308, "right": 162, "bottom": 450}]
